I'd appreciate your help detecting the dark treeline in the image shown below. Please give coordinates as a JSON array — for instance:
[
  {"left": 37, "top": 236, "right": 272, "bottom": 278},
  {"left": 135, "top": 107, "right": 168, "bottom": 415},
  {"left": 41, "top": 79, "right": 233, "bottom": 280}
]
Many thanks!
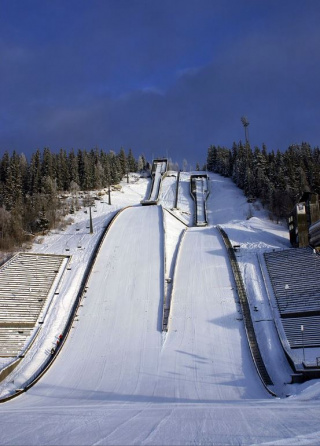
[
  {"left": 207, "top": 142, "right": 320, "bottom": 220},
  {"left": 0, "top": 147, "right": 147, "bottom": 250}
]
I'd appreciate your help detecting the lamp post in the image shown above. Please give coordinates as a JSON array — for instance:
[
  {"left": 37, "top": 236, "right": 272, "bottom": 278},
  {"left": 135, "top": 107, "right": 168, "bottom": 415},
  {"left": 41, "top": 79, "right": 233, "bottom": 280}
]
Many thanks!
[
  {"left": 301, "top": 324, "right": 305, "bottom": 364},
  {"left": 285, "top": 284, "right": 289, "bottom": 311}
]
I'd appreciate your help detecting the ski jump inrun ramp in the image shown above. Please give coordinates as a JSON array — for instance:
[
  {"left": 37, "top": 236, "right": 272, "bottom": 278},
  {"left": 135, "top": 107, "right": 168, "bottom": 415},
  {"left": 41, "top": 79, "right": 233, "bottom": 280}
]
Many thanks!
[
  {"left": 190, "top": 174, "right": 209, "bottom": 226},
  {"left": 141, "top": 158, "right": 167, "bottom": 205}
]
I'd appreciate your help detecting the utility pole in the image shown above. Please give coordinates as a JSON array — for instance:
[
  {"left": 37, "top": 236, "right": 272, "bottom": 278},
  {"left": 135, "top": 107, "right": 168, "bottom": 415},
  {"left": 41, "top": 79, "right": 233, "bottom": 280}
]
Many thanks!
[
  {"left": 174, "top": 170, "right": 181, "bottom": 209},
  {"left": 89, "top": 206, "right": 93, "bottom": 234},
  {"left": 108, "top": 184, "right": 111, "bottom": 205}
]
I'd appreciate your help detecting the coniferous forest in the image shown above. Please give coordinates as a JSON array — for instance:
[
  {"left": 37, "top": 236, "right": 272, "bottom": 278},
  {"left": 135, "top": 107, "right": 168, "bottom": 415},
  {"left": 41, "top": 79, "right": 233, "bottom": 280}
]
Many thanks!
[
  {"left": 206, "top": 142, "right": 320, "bottom": 221},
  {"left": 1, "top": 142, "right": 320, "bottom": 252},
  {"left": 0, "top": 147, "right": 148, "bottom": 251}
]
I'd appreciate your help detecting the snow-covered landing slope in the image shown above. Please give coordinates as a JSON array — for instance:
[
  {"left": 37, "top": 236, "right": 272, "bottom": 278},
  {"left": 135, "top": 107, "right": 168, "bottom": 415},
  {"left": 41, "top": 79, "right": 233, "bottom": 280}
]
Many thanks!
[
  {"left": 2, "top": 174, "right": 320, "bottom": 445},
  {"left": 158, "top": 173, "right": 177, "bottom": 209},
  {"left": 22, "top": 206, "right": 164, "bottom": 404},
  {"left": 0, "top": 175, "right": 149, "bottom": 377},
  {"left": 156, "top": 227, "right": 267, "bottom": 400},
  {"left": 2, "top": 206, "right": 265, "bottom": 407}
]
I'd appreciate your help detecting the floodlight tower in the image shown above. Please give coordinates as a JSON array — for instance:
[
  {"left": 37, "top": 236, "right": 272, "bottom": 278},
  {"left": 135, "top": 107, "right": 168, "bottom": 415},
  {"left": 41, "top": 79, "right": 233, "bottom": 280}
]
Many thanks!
[{"left": 241, "top": 116, "right": 250, "bottom": 145}]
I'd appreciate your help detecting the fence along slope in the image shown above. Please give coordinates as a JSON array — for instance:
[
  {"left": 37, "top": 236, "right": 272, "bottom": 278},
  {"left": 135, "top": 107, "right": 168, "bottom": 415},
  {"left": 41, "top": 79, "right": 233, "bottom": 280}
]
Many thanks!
[{"left": 217, "top": 226, "right": 275, "bottom": 393}]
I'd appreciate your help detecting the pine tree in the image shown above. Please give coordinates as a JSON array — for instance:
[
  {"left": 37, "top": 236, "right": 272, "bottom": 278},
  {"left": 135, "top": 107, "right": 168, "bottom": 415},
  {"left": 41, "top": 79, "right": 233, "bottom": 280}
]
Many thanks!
[
  {"left": 42, "top": 148, "right": 53, "bottom": 179},
  {"left": 19, "top": 153, "right": 29, "bottom": 196},
  {"left": 3, "top": 151, "right": 23, "bottom": 210},
  {"left": 0, "top": 151, "right": 10, "bottom": 185},
  {"left": 68, "top": 149, "right": 80, "bottom": 186},
  {"left": 109, "top": 151, "right": 122, "bottom": 183},
  {"left": 94, "top": 160, "right": 105, "bottom": 189},
  {"left": 0, "top": 206, "right": 11, "bottom": 249},
  {"left": 78, "top": 149, "right": 92, "bottom": 190},
  {"left": 57, "top": 149, "right": 69, "bottom": 191},
  {"left": 29, "top": 149, "right": 42, "bottom": 194},
  {"left": 118, "top": 147, "right": 127, "bottom": 177},
  {"left": 207, "top": 146, "right": 217, "bottom": 172},
  {"left": 36, "top": 208, "right": 50, "bottom": 234},
  {"left": 137, "top": 156, "right": 144, "bottom": 172},
  {"left": 127, "top": 149, "right": 137, "bottom": 172}
]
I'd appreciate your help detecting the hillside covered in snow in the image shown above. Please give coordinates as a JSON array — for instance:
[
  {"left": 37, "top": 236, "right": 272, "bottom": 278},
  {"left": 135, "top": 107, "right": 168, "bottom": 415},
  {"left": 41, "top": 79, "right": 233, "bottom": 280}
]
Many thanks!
[{"left": 1, "top": 171, "right": 320, "bottom": 446}]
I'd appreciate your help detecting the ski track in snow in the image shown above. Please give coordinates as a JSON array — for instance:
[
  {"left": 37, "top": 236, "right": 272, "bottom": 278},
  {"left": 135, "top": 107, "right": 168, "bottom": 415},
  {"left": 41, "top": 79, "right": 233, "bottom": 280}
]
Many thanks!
[{"left": 0, "top": 172, "right": 320, "bottom": 445}]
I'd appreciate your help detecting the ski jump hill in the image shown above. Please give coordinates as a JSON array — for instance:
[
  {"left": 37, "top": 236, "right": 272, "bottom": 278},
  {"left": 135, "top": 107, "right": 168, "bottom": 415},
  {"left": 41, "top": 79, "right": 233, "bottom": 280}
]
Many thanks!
[
  {"left": 0, "top": 169, "right": 320, "bottom": 445},
  {"left": 141, "top": 158, "right": 168, "bottom": 205}
]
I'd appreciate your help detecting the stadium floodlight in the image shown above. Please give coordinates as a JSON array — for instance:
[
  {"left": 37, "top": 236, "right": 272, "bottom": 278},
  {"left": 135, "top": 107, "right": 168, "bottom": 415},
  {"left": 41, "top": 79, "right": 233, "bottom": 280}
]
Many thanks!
[{"left": 241, "top": 116, "right": 250, "bottom": 145}]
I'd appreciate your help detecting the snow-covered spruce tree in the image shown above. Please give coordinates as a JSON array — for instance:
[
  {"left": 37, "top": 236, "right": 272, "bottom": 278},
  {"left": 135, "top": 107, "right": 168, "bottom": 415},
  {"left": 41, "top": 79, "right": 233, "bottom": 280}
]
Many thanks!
[
  {"left": 206, "top": 145, "right": 216, "bottom": 172},
  {"left": 118, "top": 147, "right": 127, "bottom": 177},
  {"left": 29, "top": 149, "right": 42, "bottom": 195},
  {"left": 77, "top": 149, "right": 92, "bottom": 190},
  {"left": 109, "top": 151, "right": 122, "bottom": 183},
  {"left": 127, "top": 148, "right": 137, "bottom": 172},
  {"left": 137, "top": 155, "right": 144, "bottom": 172},
  {"left": 68, "top": 148, "right": 80, "bottom": 186},
  {"left": 3, "top": 151, "right": 23, "bottom": 211},
  {"left": 36, "top": 208, "right": 50, "bottom": 235}
]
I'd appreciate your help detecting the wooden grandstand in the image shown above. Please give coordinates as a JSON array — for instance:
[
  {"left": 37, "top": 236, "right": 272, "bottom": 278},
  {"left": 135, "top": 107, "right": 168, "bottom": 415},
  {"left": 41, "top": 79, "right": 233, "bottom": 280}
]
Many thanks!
[
  {"left": 0, "top": 253, "right": 69, "bottom": 357},
  {"left": 264, "top": 248, "right": 320, "bottom": 350}
]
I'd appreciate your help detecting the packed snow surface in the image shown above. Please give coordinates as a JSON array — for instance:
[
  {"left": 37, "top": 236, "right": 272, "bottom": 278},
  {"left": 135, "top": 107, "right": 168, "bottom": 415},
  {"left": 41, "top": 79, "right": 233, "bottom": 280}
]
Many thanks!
[{"left": 1, "top": 172, "right": 320, "bottom": 445}]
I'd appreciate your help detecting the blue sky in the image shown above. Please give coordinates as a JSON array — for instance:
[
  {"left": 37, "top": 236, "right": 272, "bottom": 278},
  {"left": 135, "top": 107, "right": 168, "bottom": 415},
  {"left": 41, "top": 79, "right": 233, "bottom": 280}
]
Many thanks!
[{"left": 1, "top": 0, "right": 320, "bottom": 166}]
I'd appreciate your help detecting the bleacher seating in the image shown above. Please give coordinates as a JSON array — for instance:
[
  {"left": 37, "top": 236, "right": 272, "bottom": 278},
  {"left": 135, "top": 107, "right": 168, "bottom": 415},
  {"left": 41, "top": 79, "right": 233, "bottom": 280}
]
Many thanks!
[
  {"left": 0, "top": 253, "right": 67, "bottom": 357},
  {"left": 0, "top": 326, "right": 33, "bottom": 357},
  {"left": 264, "top": 247, "right": 320, "bottom": 348},
  {"left": 282, "top": 316, "right": 320, "bottom": 348},
  {"left": 309, "top": 220, "right": 320, "bottom": 247}
]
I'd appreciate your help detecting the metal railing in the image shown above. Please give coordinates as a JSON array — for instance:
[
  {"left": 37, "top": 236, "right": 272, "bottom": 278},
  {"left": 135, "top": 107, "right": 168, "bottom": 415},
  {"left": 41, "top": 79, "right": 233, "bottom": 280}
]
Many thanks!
[{"left": 217, "top": 226, "right": 275, "bottom": 395}]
